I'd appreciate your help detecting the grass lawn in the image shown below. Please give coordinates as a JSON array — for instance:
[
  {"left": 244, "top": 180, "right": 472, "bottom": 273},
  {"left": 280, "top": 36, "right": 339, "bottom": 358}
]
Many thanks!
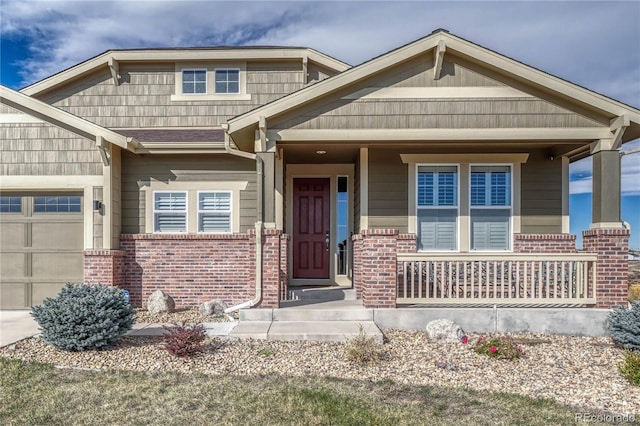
[{"left": 0, "top": 358, "right": 613, "bottom": 425}]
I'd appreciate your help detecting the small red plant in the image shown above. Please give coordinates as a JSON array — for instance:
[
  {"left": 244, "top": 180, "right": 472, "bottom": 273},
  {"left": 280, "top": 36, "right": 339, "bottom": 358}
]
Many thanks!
[
  {"left": 162, "top": 323, "right": 206, "bottom": 357},
  {"left": 461, "top": 336, "right": 469, "bottom": 344},
  {"left": 473, "top": 335, "right": 525, "bottom": 360}
]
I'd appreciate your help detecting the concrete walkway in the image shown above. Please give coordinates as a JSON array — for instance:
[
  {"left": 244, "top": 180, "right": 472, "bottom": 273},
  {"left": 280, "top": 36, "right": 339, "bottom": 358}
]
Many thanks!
[
  {"left": 0, "top": 311, "right": 240, "bottom": 348},
  {"left": 0, "top": 311, "right": 40, "bottom": 347}
]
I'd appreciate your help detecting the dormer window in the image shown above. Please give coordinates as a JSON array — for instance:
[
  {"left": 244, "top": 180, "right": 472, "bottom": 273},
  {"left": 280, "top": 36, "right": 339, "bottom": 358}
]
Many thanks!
[
  {"left": 215, "top": 69, "right": 240, "bottom": 94},
  {"left": 172, "top": 64, "right": 251, "bottom": 101},
  {"left": 182, "top": 69, "right": 207, "bottom": 94}
]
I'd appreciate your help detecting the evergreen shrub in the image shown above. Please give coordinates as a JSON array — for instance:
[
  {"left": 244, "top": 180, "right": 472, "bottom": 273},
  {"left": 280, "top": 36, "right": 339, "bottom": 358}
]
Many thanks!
[
  {"left": 618, "top": 350, "right": 640, "bottom": 386},
  {"left": 31, "top": 283, "right": 134, "bottom": 351},
  {"left": 609, "top": 302, "right": 640, "bottom": 351}
]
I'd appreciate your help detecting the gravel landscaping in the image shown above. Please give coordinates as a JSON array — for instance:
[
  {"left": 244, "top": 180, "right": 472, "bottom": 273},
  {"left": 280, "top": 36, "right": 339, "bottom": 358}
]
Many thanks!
[{"left": 1, "top": 329, "right": 638, "bottom": 416}]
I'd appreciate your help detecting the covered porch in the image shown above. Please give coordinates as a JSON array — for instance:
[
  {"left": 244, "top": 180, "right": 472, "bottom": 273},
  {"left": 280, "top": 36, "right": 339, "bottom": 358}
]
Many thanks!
[{"left": 265, "top": 139, "right": 630, "bottom": 310}]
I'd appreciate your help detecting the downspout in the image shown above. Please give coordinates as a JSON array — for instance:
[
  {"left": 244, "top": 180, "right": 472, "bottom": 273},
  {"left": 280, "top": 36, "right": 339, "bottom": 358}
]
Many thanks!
[{"left": 221, "top": 124, "right": 264, "bottom": 314}]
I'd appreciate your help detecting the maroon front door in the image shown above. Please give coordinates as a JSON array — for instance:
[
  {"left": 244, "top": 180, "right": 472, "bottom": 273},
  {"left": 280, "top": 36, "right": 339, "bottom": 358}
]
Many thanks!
[{"left": 293, "top": 178, "right": 330, "bottom": 279}]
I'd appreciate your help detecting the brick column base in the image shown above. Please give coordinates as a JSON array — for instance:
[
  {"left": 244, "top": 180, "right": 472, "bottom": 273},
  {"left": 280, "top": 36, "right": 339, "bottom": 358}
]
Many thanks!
[
  {"left": 583, "top": 228, "right": 629, "bottom": 308},
  {"left": 360, "top": 229, "right": 398, "bottom": 308},
  {"left": 259, "top": 229, "right": 286, "bottom": 308},
  {"left": 279, "top": 233, "right": 290, "bottom": 301},
  {"left": 352, "top": 234, "right": 363, "bottom": 300},
  {"left": 84, "top": 250, "right": 126, "bottom": 287}
]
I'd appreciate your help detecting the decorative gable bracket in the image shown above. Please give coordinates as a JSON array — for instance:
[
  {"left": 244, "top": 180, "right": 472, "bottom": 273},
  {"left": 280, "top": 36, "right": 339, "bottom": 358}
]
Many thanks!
[
  {"left": 610, "top": 115, "right": 630, "bottom": 150},
  {"left": 96, "top": 135, "right": 110, "bottom": 166},
  {"left": 108, "top": 57, "right": 120, "bottom": 86},
  {"left": 433, "top": 39, "right": 446, "bottom": 80}
]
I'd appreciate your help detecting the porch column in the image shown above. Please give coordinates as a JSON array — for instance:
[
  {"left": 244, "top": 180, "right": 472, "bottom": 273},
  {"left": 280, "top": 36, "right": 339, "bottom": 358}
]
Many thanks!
[
  {"left": 257, "top": 152, "right": 276, "bottom": 224},
  {"left": 591, "top": 147, "right": 622, "bottom": 227},
  {"left": 586, "top": 143, "right": 629, "bottom": 308}
]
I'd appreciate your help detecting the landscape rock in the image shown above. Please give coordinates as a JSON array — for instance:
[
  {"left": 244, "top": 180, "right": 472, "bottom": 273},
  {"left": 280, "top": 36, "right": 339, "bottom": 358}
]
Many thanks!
[
  {"left": 199, "top": 300, "right": 228, "bottom": 316},
  {"left": 425, "top": 319, "right": 465, "bottom": 342},
  {"left": 146, "top": 290, "right": 175, "bottom": 314}
]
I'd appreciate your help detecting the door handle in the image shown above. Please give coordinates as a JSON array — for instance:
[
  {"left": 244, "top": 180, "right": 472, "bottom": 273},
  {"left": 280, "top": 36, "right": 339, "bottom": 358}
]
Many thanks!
[{"left": 325, "top": 231, "right": 330, "bottom": 251}]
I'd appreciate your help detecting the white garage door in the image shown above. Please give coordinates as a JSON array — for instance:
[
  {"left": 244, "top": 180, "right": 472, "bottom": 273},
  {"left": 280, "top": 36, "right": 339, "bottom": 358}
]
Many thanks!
[{"left": 0, "top": 193, "right": 84, "bottom": 309}]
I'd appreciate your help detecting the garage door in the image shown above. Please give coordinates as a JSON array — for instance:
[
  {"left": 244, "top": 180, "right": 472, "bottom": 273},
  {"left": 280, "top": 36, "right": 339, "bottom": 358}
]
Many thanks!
[{"left": 0, "top": 193, "right": 84, "bottom": 309}]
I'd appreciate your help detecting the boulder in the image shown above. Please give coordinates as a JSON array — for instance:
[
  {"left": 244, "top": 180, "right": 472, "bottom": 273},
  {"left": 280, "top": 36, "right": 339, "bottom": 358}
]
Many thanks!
[
  {"left": 146, "top": 290, "right": 175, "bottom": 314},
  {"left": 199, "top": 299, "right": 228, "bottom": 316},
  {"left": 425, "top": 319, "right": 465, "bottom": 342}
]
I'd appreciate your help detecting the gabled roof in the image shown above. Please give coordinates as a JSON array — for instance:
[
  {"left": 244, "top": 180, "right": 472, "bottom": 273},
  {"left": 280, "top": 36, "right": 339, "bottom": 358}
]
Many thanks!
[
  {"left": 226, "top": 29, "right": 640, "bottom": 142},
  {"left": 0, "top": 85, "right": 138, "bottom": 151},
  {"left": 20, "top": 47, "right": 351, "bottom": 97}
]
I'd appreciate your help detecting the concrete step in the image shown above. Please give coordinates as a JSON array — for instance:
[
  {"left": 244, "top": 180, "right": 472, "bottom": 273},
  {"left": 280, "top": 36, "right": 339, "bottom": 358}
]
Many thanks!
[
  {"left": 286, "top": 287, "right": 356, "bottom": 301},
  {"left": 273, "top": 308, "right": 372, "bottom": 322},
  {"left": 239, "top": 304, "right": 369, "bottom": 322},
  {"left": 229, "top": 320, "right": 383, "bottom": 343}
]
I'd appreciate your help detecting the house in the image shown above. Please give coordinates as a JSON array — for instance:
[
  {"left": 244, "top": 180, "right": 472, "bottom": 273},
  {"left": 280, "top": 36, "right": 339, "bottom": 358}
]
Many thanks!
[{"left": 1, "top": 30, "right": 638, "bottom": 322}]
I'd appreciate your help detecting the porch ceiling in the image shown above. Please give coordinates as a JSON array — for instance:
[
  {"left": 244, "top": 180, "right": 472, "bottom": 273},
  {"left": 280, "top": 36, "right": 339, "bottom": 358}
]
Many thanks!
[{"left": 282, "top": 145, "right": 358, "bottom": 164}]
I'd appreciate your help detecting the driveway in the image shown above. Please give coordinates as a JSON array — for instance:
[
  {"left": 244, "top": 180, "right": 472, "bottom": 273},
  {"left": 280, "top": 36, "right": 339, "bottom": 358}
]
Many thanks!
[{"left": 0, "top": 310, "right": 39, "bottom": 347}]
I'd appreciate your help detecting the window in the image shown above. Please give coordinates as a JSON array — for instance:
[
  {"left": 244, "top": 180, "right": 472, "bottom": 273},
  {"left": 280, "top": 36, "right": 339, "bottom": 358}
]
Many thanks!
[
  {"left": 336, "top": 176, "right": 348, "bottom": 276},
  {"left": 470, "top": 166, "right": 511, "bottom": 251},
  {"left": 34, "top": 196, "right": 81, "bottom": 213},
  {"left": 215, "top": 69, "right": 240, "bottom": 94},
  {"left": 416, "top": 166, "right": 458, "bottom": 251},
  {"left": 154, "top": 192, "right": 187, "bottom": 233},
  {"left": 182, "top": 69, "right": 207, "bottom": 94},
  {"left": 0, "top": 196, "right": 21, "bottom": 213},
  {"left": 198, "top": 191, "right": 231, "bottom": 233}
]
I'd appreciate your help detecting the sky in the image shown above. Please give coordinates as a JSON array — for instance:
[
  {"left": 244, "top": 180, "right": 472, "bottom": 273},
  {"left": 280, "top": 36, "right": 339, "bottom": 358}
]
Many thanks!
[{"left": 0, "top": 0, "right": 639, "bottom": 248}]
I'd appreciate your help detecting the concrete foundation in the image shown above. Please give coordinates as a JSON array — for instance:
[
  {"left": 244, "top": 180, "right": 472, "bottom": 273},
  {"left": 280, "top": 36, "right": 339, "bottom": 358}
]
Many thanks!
[{"left": 373, "top": 308, "right": 611, "bottom": 336}]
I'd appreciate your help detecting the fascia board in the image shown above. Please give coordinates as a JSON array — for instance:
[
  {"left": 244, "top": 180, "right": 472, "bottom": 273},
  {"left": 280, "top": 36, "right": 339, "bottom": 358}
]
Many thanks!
[{"left": 21, "top": 48, "right": 349, "bottom": 97}]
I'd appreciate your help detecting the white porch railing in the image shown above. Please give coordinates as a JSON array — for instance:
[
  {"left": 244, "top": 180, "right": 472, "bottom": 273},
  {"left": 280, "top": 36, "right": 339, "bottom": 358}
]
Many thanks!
[{"left": 397, "top": 253, "right": 598, "bottom": 305}]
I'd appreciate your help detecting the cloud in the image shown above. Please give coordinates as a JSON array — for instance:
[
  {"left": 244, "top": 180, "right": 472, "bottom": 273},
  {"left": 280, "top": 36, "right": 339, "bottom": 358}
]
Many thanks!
[
  {"left": 1, "top": 1, "right": 639, "bottom": 107},
  {"left": 570, "top": 140, "right": 640, "bottom": 196}
]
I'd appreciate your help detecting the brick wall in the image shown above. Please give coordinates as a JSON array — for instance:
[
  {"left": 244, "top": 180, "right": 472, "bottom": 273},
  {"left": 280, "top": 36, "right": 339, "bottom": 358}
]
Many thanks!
[
  {"left": 120, "top": 233, "right": 256, "bottom": 308},
  {"left": 116, "top": 232, "right": 289, "bottom": 309},
  {"left": 514, "top": 234, "right": 577, "bottom": 253},
  {"left": 84, "top": 250, "right": 126, "bottom": 287},
  {"left": 583, "top": 228, "right": 629, "bottom": 308}
]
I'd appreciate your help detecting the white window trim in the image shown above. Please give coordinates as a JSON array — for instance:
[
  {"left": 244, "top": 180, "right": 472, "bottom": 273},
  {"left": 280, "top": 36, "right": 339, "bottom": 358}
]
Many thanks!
[
  {"left": 180, "top": 68, "right": 208, "bottom": 95},
  {"left": 197, "top": 190, "right": 232, "bottom": 234},
  {"left": 142, "top": 180, "right": 247, "bottom": 233},
  {"left": 415, "top": 164, "right": 460, "bottom": 252},
  {"left": 153, "top": 191, "right": 188, "bottom": 234},
  {"left": 171, "top": 63, "right": 251, "bottom": 101},
  {"left": 214, "top": 68, "right": 241, "bottom": 95},
  {"left": 468, "top": 163, "right": 513, "bottom": 252},
  {"left": 402, "top": 153, "right": 528, "bottom": 253}
]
